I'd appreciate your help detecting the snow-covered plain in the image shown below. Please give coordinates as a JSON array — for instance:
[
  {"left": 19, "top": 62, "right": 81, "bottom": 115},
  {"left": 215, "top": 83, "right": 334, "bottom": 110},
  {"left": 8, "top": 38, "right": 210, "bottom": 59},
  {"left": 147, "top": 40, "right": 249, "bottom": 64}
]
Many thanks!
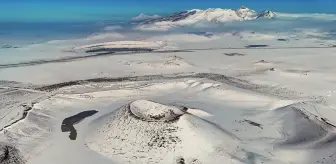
[{"left": 1, "top": 6, "right": 336, "bottom": 164}]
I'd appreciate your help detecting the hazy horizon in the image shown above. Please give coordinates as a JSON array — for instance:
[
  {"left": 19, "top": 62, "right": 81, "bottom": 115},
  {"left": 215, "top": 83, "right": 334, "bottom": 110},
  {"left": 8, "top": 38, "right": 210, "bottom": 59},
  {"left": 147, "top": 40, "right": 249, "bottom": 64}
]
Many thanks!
[{"left": 1, "top": 0, "right": 336, "bottom": 22}]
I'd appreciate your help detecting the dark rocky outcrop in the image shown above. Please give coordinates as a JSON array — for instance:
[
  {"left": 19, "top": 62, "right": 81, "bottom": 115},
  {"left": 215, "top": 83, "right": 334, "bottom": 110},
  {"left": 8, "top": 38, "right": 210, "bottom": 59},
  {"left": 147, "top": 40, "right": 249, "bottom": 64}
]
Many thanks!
[
  {"left": 224, "top": 53, "right": 246, "bottom": 56},
  {"left": 0, "top": 142, "right": 25, "bottom": 164},
  {"left": 245, "top": 45, "right": 269, "bottom": 48},
  {"left": 256, "top": 10, "right": 276, "bottom": 19},
  {"left": 1, "top": 45, "right": 19, "bottom": 49}
]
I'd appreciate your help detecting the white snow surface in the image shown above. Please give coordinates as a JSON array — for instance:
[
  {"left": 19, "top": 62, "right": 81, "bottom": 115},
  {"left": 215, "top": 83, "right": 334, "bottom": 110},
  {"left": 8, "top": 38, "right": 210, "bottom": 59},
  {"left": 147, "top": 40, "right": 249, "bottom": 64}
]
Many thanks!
[{"left": 1, "top": 10, "right": 336, "bottom": 164}]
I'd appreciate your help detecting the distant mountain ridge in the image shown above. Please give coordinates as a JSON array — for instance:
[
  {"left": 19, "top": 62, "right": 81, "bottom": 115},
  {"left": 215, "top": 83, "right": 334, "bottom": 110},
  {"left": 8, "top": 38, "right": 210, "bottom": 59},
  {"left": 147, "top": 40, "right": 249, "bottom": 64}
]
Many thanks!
[{"left": 137, "top": 6, "right": 276, "bottom": 29}]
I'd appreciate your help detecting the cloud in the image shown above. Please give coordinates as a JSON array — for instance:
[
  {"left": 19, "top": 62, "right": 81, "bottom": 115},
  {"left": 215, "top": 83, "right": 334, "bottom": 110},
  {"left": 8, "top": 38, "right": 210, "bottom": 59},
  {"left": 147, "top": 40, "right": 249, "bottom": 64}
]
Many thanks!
[
  {"left": 85, "top": 33, "right": 125, "bottom": 40},
  {"left": 103, "top": 25, "right": 123, "bottom": 31},
  {"left": 132, "top": 14, "right": 161, "bottom": 21}
]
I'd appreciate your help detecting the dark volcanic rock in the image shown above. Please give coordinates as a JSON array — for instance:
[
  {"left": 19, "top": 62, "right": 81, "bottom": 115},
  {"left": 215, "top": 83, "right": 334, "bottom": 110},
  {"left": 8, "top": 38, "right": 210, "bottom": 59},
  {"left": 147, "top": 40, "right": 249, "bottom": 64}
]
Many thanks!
[
  {"left": 0, "top": 142, "right": 25, "bottom": 164},
  {"left": 277, "top": 38, "right": 288, "bottom": 41},
  {"left": 176, "top": 157, "right": 185, "bottom": 164},
  {"left": 256, "top": 10, "right": 276, "bottom": 19},
  {"left": 245, "top": 45, "right": 269, "bottom": 48},
  {"left": 244, "top": 119, "right": 263, "bottom": 129},
  {"left": 188, "top": 32, "right": 214, "bottom": 38},
  {"left": 256, "top": 60, "right": 268, "bottom": 63},
  {"left": 224, "top": 53, "right": 246, "bottom": 56},
  {"left": 85, "top": 48, "right": 154, "bottom": 54},
  {"left": 2, "top": 45, "right": 12, "bottom": 49},
  {"left": 1, "top": 45, "right": 19, "bottom": 49}
]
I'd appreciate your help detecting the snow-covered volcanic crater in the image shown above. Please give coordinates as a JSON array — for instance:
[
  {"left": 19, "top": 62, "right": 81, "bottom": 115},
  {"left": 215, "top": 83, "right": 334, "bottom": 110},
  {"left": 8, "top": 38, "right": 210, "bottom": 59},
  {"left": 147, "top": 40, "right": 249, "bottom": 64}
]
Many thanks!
[
  {"left": 136, "top": 6, "right": 276, "bottom": 30},
  {"left": 2, "top": 73, "right": 336, "bottom": 164},
  {"left": 86, "top": 100, "right": 239, "bottom": 164}
]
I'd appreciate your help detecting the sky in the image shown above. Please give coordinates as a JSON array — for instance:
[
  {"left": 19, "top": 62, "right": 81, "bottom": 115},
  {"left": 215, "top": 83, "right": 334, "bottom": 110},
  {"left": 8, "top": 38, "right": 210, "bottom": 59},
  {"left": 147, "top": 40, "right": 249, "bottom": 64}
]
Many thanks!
[{"left": 0, "top": 0, "right": 335, "bottom": 22}]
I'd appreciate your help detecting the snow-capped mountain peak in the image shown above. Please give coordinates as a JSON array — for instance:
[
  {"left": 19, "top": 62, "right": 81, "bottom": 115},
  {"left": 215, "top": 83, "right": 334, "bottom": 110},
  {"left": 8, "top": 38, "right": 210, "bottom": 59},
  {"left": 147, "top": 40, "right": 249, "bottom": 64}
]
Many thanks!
[
  {"left": 136, "top": 6, "right": 276, "bottom": 31},
  {"left": 139, "top": 6, "right": 275, "bottom": 25},
  {"left": 257, "top": 10, "right": 276, "bottom": 19},
  {"left": 235, "top": 6, "right": 256, "bottom": 20}
]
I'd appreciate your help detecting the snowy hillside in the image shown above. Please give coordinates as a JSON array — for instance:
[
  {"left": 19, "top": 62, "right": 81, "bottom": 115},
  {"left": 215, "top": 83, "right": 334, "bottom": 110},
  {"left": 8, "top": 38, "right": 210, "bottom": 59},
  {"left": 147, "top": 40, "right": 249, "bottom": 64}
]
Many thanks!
[{"left": 86, "top": 100, "right": 241, "bottom": 164}]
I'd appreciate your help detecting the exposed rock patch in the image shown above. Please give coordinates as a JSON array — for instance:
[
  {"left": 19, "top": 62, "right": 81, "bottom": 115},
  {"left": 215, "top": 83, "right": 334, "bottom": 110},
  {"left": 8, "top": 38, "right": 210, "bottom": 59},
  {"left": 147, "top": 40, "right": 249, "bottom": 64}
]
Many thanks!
[
  {"left": 255, "top": 60, "right": 268, "bottom": 64},
  {"left": 1, "top": 45, "right": 19, "bottom": 49},
  {"left": 243, "top": 119, "right": 263, "bottom": 129},
  {"left": 245, "top": 45, "right": 269, "bottom": 48},
  {"left": 0, "top": 142, "right": 25, "bottom": 164},
  {"left": 277, "top": 39, "right": 288, "bottom": 41},
  {"left": 224, "top": 53, "right": 246, "bottom": 56}
]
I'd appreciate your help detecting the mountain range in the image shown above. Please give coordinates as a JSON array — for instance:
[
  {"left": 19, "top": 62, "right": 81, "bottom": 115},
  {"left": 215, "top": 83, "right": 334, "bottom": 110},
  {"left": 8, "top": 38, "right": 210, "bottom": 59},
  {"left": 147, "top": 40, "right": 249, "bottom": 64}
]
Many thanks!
[{"left": 138, "top": 6, "right": 276, "bottom": 28}]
